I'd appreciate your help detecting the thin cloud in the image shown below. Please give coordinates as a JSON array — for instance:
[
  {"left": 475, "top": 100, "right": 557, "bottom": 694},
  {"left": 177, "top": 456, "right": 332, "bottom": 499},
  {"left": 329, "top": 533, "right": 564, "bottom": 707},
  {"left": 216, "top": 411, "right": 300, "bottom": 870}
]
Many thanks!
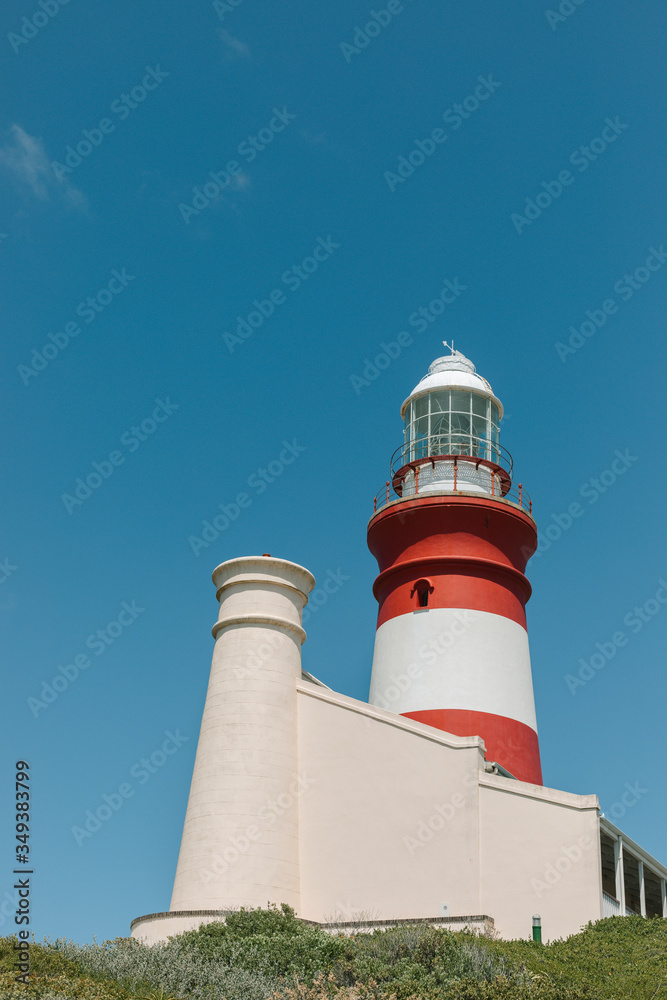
[
  {"left": 0, "top": 124, "right": 86, "bottom": 208},
  {"left": 218, "top": 29, "right": 250, "bottom": 60}
]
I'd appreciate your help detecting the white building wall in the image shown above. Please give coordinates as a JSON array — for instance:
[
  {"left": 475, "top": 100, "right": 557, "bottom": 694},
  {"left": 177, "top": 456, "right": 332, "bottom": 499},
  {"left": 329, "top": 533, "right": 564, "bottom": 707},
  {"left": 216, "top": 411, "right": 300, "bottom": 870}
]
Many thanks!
[
  {"left": 479, "top": 774, "right": 602, "bottom": 941},
  {"left": 297, "top": 682, "right": 485, "bottom": 922},
  {"left": 134, "top": 676, "right": 606, "bottom": 943}
]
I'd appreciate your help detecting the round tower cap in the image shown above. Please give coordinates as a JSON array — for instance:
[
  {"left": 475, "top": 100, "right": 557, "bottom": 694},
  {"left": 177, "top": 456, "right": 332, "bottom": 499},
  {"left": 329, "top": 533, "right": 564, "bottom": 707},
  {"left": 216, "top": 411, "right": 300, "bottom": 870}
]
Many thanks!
[{"left": 401, "top": 344, "right": 503, "bottom": 419}]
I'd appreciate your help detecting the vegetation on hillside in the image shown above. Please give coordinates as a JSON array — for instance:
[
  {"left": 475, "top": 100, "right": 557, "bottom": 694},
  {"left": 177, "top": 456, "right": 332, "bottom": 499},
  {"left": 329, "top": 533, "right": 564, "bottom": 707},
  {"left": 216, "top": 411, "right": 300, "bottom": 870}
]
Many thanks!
[{"left": 0, "top": 905, "right": 665, "bottom": 1000}]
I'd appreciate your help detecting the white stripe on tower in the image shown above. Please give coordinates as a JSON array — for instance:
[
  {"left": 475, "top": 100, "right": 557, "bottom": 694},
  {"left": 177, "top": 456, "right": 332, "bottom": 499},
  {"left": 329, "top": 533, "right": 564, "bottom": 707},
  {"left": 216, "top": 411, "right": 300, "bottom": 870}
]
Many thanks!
[{"left": 369, "top": 607, "right": 537, "bottom": 732}]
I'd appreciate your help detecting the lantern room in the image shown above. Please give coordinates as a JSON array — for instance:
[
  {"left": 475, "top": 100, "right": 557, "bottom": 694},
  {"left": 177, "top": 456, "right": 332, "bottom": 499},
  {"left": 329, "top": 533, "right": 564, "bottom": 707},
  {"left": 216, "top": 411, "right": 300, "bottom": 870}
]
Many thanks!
[{"left": 384, "top": 345, "right": 518, "bottom": 503}]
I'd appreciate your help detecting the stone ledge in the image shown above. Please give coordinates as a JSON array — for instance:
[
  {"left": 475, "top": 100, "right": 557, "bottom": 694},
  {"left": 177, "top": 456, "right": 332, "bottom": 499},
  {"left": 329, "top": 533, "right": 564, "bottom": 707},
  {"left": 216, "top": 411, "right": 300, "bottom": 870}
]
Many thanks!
[{"left": 131, "top": 909, "right": 494, "bottom": 937}]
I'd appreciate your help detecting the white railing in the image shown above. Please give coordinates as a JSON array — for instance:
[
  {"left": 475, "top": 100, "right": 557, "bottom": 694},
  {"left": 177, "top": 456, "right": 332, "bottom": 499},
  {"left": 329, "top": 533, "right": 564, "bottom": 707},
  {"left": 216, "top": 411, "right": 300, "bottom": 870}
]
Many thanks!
[{"left": 602, "top": 891, "right": 621, "bottom": 917}]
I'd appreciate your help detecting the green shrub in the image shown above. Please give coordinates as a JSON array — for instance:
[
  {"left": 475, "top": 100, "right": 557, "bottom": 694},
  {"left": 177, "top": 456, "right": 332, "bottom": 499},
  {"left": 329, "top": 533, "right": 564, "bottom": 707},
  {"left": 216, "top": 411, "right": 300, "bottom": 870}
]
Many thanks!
[
  {"left": 173, "top": 904, "right": 349, "bottom": 981},
  {"left": 41, "top": 933, "right": 277, "bottom": 1000},
  {"left": 482, "top": 916, "right": 667, "bottom": 999},
  {"left": 327, "top": 925, "right": 526, "bottom": 1000},
  {"left": 3, "top": 907, "right": 664, "bottom": 1000}
]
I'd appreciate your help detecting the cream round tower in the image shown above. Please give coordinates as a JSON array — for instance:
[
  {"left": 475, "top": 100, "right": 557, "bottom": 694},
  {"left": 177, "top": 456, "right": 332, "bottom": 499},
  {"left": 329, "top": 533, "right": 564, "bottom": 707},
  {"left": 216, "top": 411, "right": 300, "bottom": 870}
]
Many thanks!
[{"left": 132, "top": 555, "right": 314, "bottom": 940}]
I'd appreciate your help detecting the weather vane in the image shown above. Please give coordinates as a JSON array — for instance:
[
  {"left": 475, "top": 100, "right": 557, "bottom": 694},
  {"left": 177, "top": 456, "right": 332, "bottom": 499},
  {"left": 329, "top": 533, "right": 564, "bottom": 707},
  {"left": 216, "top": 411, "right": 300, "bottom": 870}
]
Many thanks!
[{"left": 443, "top": 340, "right": 455, "bottom": 355}]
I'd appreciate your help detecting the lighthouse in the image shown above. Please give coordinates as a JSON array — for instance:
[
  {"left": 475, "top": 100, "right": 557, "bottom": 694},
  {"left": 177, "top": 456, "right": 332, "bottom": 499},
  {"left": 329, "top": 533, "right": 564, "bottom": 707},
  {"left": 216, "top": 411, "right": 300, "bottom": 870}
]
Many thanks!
[
  {"left": 367, "top": 345, "right": 542, "bottom": 784},
  {"left": 131, "top": 343, "right": 667, "bottom": 947}
]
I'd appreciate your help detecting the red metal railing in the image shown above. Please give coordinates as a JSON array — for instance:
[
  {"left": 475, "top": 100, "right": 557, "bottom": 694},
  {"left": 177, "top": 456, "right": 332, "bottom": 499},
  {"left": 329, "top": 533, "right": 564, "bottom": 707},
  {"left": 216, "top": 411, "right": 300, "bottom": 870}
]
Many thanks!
[
  {"left": 372, "top": 453, "right": 533, "bottom": 517},
  {"left": 390, "top": 434, "right": 514, "bottom": 480}
]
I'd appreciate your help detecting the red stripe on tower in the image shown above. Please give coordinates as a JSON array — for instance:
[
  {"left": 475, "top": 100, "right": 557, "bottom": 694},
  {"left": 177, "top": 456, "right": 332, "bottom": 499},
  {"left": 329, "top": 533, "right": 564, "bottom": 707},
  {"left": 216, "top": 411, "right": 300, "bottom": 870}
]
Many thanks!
[{"left": 367, "top": 345, "right": 542, "bottom": 785}]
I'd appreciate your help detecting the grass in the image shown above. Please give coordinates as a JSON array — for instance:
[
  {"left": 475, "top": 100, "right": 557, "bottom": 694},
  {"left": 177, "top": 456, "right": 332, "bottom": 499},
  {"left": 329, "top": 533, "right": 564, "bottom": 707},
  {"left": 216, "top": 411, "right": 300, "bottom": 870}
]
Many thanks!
[{"left": 0, "top": 907, "right": 664, "bottom": 999}]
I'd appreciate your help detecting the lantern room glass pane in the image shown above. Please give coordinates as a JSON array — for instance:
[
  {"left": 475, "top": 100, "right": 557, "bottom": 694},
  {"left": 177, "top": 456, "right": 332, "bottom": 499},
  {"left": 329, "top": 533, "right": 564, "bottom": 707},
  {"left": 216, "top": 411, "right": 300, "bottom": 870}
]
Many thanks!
[
  {"left": 451, "top": 390, "right": 470, "bottom": 414},
  {"left": 430, "top": 390, "right": 449, "bottom": 414},
  {"left": 450, "top": 413, "right": 471, "bottom": 434},
  {"left": 403, "top": 388, "right": 500, "bottom": 466},
  {"left": 414, "top": 416, "right": 428, "bottom": 441},
  {"left": 472, "top": 394, "right": 487, "bottom": 417},
  {"left": 471, "top": 415, "right": 488, "bottom": 458},
  {"left": 432, "top": 414, "right": 450, "bottom": 434}
]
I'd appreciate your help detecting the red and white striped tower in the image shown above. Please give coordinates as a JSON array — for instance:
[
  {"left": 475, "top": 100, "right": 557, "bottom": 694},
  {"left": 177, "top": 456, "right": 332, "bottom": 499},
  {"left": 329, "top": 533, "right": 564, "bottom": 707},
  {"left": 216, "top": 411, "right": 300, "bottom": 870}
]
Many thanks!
[{"left": 368, "top": 345, "right": 542, "bottom": 784}]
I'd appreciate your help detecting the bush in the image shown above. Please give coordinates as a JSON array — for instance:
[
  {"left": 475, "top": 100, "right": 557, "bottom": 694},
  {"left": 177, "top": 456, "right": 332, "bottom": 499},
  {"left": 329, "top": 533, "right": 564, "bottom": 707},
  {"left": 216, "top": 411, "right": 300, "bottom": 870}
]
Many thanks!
[
  {"left": 482, "top": 916, "right": 667, "bottom": 999},
  {"left": 327, "top": 925, "right": 526, "bottom": 1000},
  {"left": 4, "top": 907, "right": 664, "bottom": 1000},
  {"left": 41, "top": 933, "right": 277, "bottom": 1000},
  {"left": 173, "top": 904, "right": 349, "bottom": 981}
]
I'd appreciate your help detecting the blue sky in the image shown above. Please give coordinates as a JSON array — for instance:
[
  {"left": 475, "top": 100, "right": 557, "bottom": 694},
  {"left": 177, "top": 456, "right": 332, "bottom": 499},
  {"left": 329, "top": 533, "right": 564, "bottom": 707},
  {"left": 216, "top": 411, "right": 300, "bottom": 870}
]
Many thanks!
[{"left": 1, "top": 0, "right": 666, "bottom": 944}]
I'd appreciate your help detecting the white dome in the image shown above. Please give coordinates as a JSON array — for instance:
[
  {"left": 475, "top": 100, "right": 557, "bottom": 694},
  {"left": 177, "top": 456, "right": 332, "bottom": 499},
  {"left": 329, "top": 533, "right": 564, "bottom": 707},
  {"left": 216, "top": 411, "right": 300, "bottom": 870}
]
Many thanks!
[{"left": 400, "top": 348, "right": 503, "bottom": 419}]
